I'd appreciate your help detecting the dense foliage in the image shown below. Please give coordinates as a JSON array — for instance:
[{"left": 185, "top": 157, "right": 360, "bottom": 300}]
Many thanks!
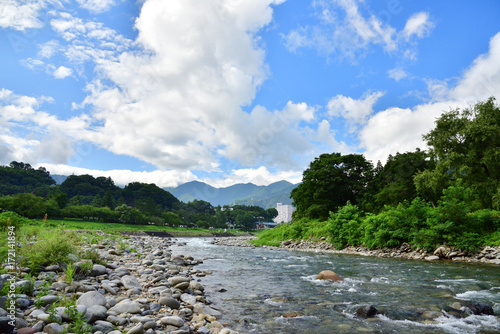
[{"left": 275, "top": 98, "right": 500, "bottom": 252}]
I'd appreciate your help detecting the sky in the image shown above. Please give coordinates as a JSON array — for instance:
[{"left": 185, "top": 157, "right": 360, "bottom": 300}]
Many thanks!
[{"left": 1, "top": 0, "right": 500, "bottom": 188}]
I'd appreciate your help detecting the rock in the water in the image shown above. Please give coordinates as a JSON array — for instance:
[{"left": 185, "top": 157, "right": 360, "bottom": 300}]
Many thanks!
[
  {"left": 193, "top": 303, "right": 222, "bottom": 319},
  {"left": 121, "top": 275, "right": 142, "bottom": 290},
  {"left": 110, "top": 299, "right": 142, "bottom": 314},
  {"left": 316, "top": 270, "right": 343, "bottom": 282},
  {"left": 158, "top": 296, "right": 181, "bottom": 309},
  {"left": 160, "top": 315, "right": 184, "bottom": 327},
  {"left": 469, "top": 303, "right": 494, "bottom": 315},
  {"left": 356, "top": 305, "right": 378, "bottom": 318},
  {"left": 77, "top": 290, "right": 107, "bottom": 307}
]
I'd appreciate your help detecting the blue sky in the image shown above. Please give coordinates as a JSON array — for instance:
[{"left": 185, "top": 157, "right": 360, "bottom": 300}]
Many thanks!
[{"left": 1, "top": 0, "right": 500, "bottom": 188}]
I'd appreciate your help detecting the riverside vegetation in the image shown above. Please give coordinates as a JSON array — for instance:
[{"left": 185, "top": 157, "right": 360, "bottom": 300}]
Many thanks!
[
  {"left": 0, "top": 213, "right": 239, "bottom": 334},
  {"left": 252, "top": 98, "right": 500, "bottom": 257}
]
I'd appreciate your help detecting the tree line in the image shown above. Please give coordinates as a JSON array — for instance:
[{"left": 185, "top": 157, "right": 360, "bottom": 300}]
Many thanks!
[
  {"left": 0, "top": 163, "right": 277, "bottom": 230},
  {"left": 285, "top": 97, "right": 500, "bottom": 251}
]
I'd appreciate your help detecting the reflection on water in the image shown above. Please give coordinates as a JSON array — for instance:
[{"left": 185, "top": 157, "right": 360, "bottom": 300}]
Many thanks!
[{"left": 171, "top": 238, "right": 500, "bottom": 334}]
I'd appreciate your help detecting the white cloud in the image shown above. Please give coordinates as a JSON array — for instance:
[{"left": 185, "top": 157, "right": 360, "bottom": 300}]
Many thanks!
[
  {"left": 76, "top": 0, "right": 115, "bottom": 13},
  {"left": 387, "top": 67, "right": 407, "bottom": 81},
  {"left": 283, "top": 2, "right": 434, "bottom": 61},
  {"left": 53, "top": 66, "right": 72, "bottom": 79},
  {"left": 0, "top": 0, "right": 46, "bottom": 31},
  {"left": 358, "top": 32, "right": 500, "bottom": 164},
  {"left": 327, "top": 91, "right": 384, "bottom": 128},
  {"left": 74, "top": 0, "right": 321, "bottom": 173},
  {"left": 36, "top": 163, "right": 198, "bottom": 188},
  {"left": 205, "top": 166, "right": 302, "bottom": 188},
  {"left": 0, "top": 89, "right": 90, "bottom": 165},
  {"left": 402, "top": 12, "right": 434, "bottom": 40}
]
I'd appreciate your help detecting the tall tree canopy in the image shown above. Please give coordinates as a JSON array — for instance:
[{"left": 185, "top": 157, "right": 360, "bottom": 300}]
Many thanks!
[
  {"left": 291, "top": 153, "right": 373, "bottom": 220},
  {"left": 415, "top": 97, "right": 500, "bottom": 208}
]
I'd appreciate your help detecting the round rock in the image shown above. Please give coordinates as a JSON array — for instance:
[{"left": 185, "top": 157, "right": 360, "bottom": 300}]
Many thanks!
[{"left": 77, "top": 290, "right": 107, "bottom": 307}]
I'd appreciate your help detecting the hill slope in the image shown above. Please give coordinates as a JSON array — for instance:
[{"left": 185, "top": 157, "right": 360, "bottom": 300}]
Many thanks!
[{"left": 166, "top": 180, "right": 298, "bottom": 209}]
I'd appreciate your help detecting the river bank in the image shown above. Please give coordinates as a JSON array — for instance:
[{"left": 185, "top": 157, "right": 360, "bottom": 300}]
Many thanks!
[
  {"left": 211, "top": 236, "right": 500, "bottom": 266},
  {"left": 0, "top": 233, "right": 239, "bottom": 334}
]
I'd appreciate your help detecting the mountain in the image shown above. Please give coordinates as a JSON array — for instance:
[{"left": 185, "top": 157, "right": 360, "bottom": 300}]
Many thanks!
[
  {"left": 165, "top": 180, "right": 298, "bottom": 209},
  {"left": 51, "top": 174, "right": 68, "bottom": 185}
]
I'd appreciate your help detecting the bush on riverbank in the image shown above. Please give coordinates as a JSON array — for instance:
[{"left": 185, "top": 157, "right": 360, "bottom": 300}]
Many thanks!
[{"left": 253, "top": 184, "right": 500, "bottom": 253}]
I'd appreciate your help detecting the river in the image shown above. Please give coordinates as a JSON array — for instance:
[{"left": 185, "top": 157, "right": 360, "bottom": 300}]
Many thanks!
[{"left": 171, "top": 238, "right": 500, "bottom": 334}]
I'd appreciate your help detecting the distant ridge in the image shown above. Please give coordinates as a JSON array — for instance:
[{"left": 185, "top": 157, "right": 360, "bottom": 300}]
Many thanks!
[{"left": 165, "top": 180, "right": 298, "bottom": 209}]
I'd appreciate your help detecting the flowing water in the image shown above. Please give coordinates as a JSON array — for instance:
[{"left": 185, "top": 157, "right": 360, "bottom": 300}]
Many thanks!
[{"left": 171, "top": 238, "right": 500, "bottom": 334}]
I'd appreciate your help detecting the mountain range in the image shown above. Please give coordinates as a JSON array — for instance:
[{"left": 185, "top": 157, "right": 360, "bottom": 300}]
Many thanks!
[{"left": 165, "top": 180, "right": 298, "bottom": 209}]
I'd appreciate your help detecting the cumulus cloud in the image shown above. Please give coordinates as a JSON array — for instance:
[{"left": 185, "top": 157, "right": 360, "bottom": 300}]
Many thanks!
[
  {"left": 327, "top": 91, "right": 384, "bottom": 128},
  {"left": 53, "top": 66, "right": 72, "bottom": 79},
  {"left": 0, "top": 89, "right": 89, "bottom": 165},
  {"left": 75, "top": 0, "right": 319, "bottom": 173},
  {"left": 205, "top": 166, "right": 302, "bottom": 188},
  {"left": 0, "top": 0, "right": 46, "bottom": 31},
  {"left": 357, "top": 32, "right": 500, "bottom": 164}
]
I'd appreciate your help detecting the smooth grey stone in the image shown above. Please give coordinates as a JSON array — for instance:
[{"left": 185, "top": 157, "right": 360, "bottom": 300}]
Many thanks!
[
  {"left": 39, "top": 295, "right": 59, "bottom": 306},
  {"left": 77, "top": 291, "right": 107, "bottom": 307},
  {"left": 149, "top": 303, "right": 161, "bottom": 312},
  {"left": 16, "top": 298, "right": 31, "bottom": 309},
  {"left": 192, "top": 303, "right": 222, "bottom": 319},
  {"left": 90, "top": 264, "right": 107, "bottom": 276},
  {"left": 158, "top": 297, "right": 180, "bottom": 309},
  {"left": 143, "top": 321, "right": 157, "bottom": 330},
  {"left": 85, "top": 305, "right": 108, "bottom": 323},
  {"left": 43, "top": 322, "right": 63, "bottom": 334},
  {"left": 180, "top": 293, "right": 196, "bottom": 305},
  {"left": 109, "top": 300, "right": 141, "bottom": 314},
  {"left": 160, "top": 315, "right": 184, "bottom": 327},
  {"left": 121, "top": 276, "right": 141, "bottom": 290},
  {"left": 106, "top": 315, "right": 127, "bottom": 327},
  {"left": 102, "top": 283, "right": 117, "bottom": 295},
  {"left": 126, "top": 322, "right": 144, "bottom": 334}
]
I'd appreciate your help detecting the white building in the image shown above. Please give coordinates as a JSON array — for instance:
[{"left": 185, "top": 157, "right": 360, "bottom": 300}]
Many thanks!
[{"left": 274, "top": 203, "right": 295, "bottom": 223}]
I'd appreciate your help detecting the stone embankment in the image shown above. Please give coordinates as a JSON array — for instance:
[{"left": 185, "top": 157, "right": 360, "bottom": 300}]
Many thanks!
[
  {"left": 211, "top": 236, "right": 500, "bottom": 265},
  {"left": 0, "top": 234, "right": 239, "bottom": 334}
]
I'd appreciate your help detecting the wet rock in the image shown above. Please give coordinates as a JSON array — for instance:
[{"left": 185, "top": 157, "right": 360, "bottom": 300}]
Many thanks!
[
  {"left": 193, "top": 303, "right": 222, "bottom": 319},
  {"left": 356, "top": 305, "right": 378, "bottom": 318},
  {"left": 77, "top": 290, "right": 107, "bottom": 307},
  {"left": 469, "top": 302, "right": 494, "bottom": 315},
  {"left": 316, "top": 270, "right": 343, "bottom": 282}
]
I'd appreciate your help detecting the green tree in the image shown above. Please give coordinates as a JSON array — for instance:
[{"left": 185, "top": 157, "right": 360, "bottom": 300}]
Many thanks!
[
  {"left": 291, "top": 153, "right": 373, "bottom": 220},
  {"left": 415, "top": 97, "right": 500, "bottom": 208}
]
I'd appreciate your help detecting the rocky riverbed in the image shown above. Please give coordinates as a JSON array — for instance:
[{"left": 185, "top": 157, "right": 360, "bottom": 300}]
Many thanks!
[
  {"left": 0, "top": 234, "right": 239, "bottom": 334},
  {"left": 211, "top": 236, "right": 500, "bottom": 265}
]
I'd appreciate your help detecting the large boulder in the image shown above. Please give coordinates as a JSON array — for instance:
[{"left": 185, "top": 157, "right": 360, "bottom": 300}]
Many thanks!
[{"left": 316, "top": 270, "right": 343, "bottom": 282}]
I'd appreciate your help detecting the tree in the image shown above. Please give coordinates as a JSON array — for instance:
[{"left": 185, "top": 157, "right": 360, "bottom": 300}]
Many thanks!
[
  {"left": 366, "top": 149, "right": 433, "bottom": 212},
  {"left": 415, "top": 97, "right": 500, "bottom": 208},
  {"left": 291, "top": 153, "right": 374, "bottom": 220}
]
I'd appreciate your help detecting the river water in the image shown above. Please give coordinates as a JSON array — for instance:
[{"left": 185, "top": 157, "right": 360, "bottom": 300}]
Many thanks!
[{"left": 170, "top": 238, "right": 500, "bottom": 334}]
